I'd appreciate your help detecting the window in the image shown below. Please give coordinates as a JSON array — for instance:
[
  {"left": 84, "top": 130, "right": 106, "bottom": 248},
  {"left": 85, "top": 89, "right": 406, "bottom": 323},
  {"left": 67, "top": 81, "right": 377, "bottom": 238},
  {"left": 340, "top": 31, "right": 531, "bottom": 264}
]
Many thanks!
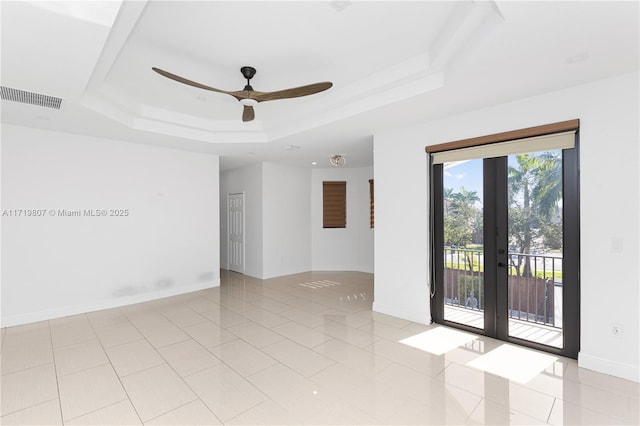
[
  {"left": 369, "top": 179, "right": 374, "bottom": 228},
  {"left": 323, "top": 181, "right": 346, "bottom": 228}
]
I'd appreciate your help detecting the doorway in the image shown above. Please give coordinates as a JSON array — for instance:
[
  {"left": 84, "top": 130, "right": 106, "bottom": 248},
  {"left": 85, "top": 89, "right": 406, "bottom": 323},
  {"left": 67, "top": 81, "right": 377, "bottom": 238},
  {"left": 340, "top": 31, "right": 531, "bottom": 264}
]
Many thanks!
[
  {"left": 429, "top": 121, "right": 580, "bottom": 358},
  {"left": 228, "top": 193, "right": 244, "bottom": 273}
]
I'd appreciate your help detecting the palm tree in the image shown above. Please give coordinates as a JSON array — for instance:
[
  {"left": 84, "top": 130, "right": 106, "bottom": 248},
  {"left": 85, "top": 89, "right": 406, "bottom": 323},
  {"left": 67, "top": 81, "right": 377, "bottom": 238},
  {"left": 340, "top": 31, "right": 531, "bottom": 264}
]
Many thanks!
[
  {"left": 450, "top": 186, "right": 480, "bottom": 219},
  {"left": 508, "top": 152, "right": 561, "bottom": 276}
]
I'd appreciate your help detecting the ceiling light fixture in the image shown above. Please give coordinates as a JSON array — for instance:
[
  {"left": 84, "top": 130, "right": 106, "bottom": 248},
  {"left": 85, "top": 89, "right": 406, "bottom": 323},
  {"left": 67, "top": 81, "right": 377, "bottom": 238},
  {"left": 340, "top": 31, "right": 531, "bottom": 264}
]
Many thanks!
[
  {"left": 330, "top": 154, "right": 346, "bottom": 167},
  {"left": 239, "top": 98, "right": 258, "bottom": 107}
]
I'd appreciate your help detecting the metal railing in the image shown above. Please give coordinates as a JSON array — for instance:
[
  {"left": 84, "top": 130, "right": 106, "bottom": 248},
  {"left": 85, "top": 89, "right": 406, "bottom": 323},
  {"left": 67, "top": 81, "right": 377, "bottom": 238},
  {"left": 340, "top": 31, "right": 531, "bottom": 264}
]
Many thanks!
[{"left": 443, "top": 248, "right": 562, "bottom": 329}]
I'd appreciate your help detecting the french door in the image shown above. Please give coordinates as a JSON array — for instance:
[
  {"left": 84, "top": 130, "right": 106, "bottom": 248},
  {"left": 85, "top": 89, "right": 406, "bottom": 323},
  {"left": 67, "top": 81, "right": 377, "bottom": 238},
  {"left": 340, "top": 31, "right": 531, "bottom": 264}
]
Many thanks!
[{"left": 430, "top": 123, "right": 580, "bottom": 358}]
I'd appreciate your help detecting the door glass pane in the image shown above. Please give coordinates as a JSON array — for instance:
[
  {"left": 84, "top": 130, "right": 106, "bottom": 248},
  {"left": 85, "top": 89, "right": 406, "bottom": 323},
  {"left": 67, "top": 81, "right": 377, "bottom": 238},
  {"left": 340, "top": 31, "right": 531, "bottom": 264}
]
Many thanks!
[
  {"left": 507, "top": 150, "right": 563, "bottom": 348},
  {"left": 442, "top": 159, "right": 484, "bottom": 329}
]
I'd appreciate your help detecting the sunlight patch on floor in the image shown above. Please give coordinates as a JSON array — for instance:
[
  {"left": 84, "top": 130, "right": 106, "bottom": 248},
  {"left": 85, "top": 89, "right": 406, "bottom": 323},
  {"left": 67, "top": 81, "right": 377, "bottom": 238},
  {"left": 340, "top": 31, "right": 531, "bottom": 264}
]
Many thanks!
[
  {"left": 467, "top": 344, "right": 557, "bottom": 384},
  {"left": 399, "top": 326, "right": 478, "bottom": 355},
  {"left": 298, "top": 280, "right": 342, "bottom": 289}
]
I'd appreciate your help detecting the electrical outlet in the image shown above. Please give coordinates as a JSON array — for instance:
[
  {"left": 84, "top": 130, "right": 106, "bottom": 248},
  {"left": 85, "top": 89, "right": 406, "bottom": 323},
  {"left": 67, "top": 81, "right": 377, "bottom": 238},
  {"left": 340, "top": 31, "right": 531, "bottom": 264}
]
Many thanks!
[{"left": 611, "top": 324, "right": 623, "bottom": 338}]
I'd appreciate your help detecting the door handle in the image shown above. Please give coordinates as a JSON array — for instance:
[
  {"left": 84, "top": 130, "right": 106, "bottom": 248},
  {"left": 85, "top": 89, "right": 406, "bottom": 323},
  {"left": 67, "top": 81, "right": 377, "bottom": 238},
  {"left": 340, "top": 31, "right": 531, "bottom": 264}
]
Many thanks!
[{"left": 498, "top": 262, "right": 506, "bottom": 268}]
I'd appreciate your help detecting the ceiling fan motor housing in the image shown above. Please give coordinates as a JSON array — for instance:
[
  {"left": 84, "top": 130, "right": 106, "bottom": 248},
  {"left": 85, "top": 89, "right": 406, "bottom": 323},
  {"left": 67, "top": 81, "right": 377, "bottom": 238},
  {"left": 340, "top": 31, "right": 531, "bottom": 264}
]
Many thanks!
[{"left": 241, "top": 66, "right": 256, "bottom": 80}]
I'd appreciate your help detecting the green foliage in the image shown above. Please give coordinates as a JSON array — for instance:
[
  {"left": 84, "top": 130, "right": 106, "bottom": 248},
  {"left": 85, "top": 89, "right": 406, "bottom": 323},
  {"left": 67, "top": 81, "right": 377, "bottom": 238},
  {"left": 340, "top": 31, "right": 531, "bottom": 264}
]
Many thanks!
[
  {"left": 541, "top": 221, "right": 562, "bottom": 250},
  {"left": 458, "top": 274, "right": 484, "bottom": 309},
  {"left": 443, "top": 186, "right": 481, "bottom": 248},
  {"left": 508, "top": 151, "right": 562, "bottom": 276}
]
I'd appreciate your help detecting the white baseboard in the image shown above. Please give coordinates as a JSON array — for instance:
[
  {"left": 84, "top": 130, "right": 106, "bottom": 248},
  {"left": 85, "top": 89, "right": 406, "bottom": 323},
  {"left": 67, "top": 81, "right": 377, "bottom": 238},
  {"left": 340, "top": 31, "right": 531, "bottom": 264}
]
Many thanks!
[
  {"left": 1, "top": 279, "right": 220, "bottom": 328},
  {"left": 372, "top": 301, "right": 432, "bottom": 325},
  {"left": 579, "top": 352, "right": 640, "bottom": 383}
]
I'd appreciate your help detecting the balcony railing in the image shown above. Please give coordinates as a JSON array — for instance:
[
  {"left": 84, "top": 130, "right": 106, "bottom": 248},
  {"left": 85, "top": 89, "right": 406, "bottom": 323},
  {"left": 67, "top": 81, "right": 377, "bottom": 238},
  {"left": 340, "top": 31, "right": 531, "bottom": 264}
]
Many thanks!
[{"left": 443, "top": 248, "right": 562, "bottom": 329}]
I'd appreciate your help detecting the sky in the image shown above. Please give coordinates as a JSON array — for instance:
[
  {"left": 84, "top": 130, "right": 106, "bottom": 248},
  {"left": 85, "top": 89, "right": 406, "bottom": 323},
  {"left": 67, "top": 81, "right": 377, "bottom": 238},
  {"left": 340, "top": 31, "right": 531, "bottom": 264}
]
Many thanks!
[{"left": 443, "top": 159, "right": 484, "bottom": 203}]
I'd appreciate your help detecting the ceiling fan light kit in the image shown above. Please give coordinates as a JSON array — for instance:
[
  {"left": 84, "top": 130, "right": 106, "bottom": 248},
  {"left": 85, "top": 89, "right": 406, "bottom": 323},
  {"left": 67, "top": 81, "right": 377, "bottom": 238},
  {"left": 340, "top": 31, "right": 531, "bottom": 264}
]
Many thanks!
[
  {"left": 330, "top": 154, "right": 346, "bottom": 167},
  {"left": 152, "top": 66, "right": 332, "bottom": 122}
]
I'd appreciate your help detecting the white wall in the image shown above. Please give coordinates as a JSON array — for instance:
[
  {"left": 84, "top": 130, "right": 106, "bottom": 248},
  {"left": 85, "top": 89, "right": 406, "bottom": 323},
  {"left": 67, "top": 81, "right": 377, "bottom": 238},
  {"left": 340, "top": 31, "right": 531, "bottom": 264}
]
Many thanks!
[
  {"left": 262, "top": 162, "right": 311, "bottom": 279},
  {"left": 1, "top": 124, "right": 220, "bottom": 327},
  {"left": 311, "top": 166, "right": 374, "bottom": 273},
  {"left": 374, "top": 71, "right": 640, "bottom": 381},
  {"left": 220, "top": 162, "right": 312, "bottom": 279},
  {"left": 219, "top": 163, "right": 263, "bottom": 278}
]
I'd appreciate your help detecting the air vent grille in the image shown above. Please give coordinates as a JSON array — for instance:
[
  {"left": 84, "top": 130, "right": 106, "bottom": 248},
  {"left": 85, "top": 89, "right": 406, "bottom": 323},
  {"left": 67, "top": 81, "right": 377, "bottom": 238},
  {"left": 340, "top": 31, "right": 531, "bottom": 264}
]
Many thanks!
[{"left": 1, "top": 86, "right": 63, "bottom": 109}]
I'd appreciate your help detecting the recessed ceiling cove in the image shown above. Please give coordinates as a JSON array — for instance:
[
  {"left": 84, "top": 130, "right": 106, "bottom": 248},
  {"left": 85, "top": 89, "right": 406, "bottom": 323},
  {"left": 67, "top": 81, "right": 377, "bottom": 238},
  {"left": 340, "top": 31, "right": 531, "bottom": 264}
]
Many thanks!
[{"left": 82, "top": 0, "right": 500, "bottom": 144}]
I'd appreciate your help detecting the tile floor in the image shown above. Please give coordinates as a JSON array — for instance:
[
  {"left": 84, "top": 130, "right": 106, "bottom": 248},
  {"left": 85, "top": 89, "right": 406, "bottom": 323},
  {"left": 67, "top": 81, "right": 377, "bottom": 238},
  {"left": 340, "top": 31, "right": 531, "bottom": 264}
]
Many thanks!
[{"left": 1, "top": 270, "right": 638, "bottom": 425}]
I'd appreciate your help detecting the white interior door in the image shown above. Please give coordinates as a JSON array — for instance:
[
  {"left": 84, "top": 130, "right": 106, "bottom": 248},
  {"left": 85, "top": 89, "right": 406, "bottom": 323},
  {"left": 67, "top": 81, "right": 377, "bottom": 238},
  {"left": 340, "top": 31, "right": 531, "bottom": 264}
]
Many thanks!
[{"left": 228, "top": 193, "right": 244, "bottom": 273}]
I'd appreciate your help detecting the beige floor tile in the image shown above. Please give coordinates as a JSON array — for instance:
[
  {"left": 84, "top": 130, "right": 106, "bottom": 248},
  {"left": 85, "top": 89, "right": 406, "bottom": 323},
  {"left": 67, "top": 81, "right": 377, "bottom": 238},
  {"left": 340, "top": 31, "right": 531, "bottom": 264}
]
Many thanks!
[
  {"left": 145, "top": 400, "right": 222, "bottom": 425},
  {"left": 200, "top": 308, "right": 248, "bottom": 328},
  {"left": 157, "top": 339, "right": 220, "bottom": 377},
  {"left": 53, "top": 339, "right": 109, "bottom": 376},
  {"left": 467, "top": 398, "right": 544, "bottom": 425},
  {"left": 184, "top": 298, "right": 220, "bottom": 314},
  {"left": 272, "top": 321, "right": 332, "bottom": 348},
  {"left": 436, "top": 361, "right": 508, "bottom": 398},
  {"left": 247, "top": 363, "right": 322, "bottom": 401},
  {"left": 547, "top": 397, "right": 631, "bottom": 425},
  {"left": 388, "top": 380, "right": 482, "bottom": 425},
  {"left": 226, "top": 321, "right": 285, "bottom": 348},
  {"left": 303, "top": 399, "right": 379, "bottom": 425},
  {"left": 138, "top": 323, "right": 190, "bottom": 349},
  {"left": 248, "top": 363, "right": 337, "bottom": 418},
  {"left": 2, "top": 271, "right": 639, "bottom": 426},
  {"left": 486, "top": 382, "right": 556, "bottom": 422},
  {"left": 247, "top": 296, "right": 292, "bottom": 313},
  {"left": 57, "top": 364, "right": 127, "bottom": 421},
  {"left": 65, "top": 400, "right": 141, "bottom": 425},
  {"left": 1, "top": 363, "right": 59, "bottom": 415},
  {"left": 0, "top": 398, "right": 62, "bottom": 426},
  {"left": 184, "top": 364, "right": 267, "bottom": 421},
  {"left": 559, "top": 378, "right": 639, "bottom": 423},
  {"left": 1, "top": 335, "right": 54, "bottom": 375},
  {"left": 319, "top": 310, "right": 373, "bottom": 328},
  {"left": 210, "top": 339, "right": 277, "bottom": 376},
  {"left": 310, "top": 363, "right": 407, "bottom": 420},
  {"left": 313, "top": 338, "right": 391, "bottom": 374},
  {"left": 262, "top": 339, "right": 335, "bottom": 377},
  {"left": 160, "top": 306, "right": 208, "bottom": 328},
  {"left": 278, "top": 307, "right": 328, "bottom": 328},
  {"left": 182, "top": 321, "right": 237, "bottom": 349},
  {"left": 125, "top": 312, "right": 173, "bottom": 333},
  {"left": 522, "top": 363, "right": 566, "bottom": 399},
  {"left": 359, "top": 320, "right": 416, "bottom": 340},
  {"left": 86, "top": 309, "right": 128, "bottom": 329},
  {"left": 95, "top": 321, "right": 144, "bottom": 348},
  {"left": 367, "top": 338, "right": 450, "bottom": 377},
  {"left": 50, "top": 316, "right": 96, "bottom": 348},
  {"left": 121, "top": 364, "right": 196, "bottom": 422},
  {"left": 225, "top": 399, "right": 298, "bottom": 425},
  {"left": 106, "top": 339, "right": 164, "bottom": 377},
  {"left": 2, "top": 321, "right": 51, "bottom": 348},
  {"left": 316, "top": 318, "right": 379, "bottom": 347},
  {"left": 376, "top": 362, "right": 452, "bottom": 400},
  {"left": 242, "top": 309, "right": 290, "bottom": 328},
  {"left": 564, "top": 361, "right": 640, "bottom": 399}
]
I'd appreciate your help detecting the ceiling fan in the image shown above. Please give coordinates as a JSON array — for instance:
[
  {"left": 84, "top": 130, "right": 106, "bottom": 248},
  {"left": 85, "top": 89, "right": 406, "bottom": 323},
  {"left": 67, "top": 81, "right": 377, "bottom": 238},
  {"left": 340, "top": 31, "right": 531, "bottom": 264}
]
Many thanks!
[{"left": 152, "top": 66, "right": 332, "bottom": 122}]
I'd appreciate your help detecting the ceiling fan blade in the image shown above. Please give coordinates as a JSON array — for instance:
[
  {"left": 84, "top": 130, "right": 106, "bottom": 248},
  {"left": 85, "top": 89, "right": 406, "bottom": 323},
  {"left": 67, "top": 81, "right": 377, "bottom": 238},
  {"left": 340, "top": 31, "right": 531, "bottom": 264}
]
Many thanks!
[
  {"left": 152, "top": 67, "right": 243, "bottom": 101},
  {"left": 253, "top": 82, "right": 333, "bottom": 102},
  {"left": 242, "top": 105, "right": 255, "bottom": 122}
]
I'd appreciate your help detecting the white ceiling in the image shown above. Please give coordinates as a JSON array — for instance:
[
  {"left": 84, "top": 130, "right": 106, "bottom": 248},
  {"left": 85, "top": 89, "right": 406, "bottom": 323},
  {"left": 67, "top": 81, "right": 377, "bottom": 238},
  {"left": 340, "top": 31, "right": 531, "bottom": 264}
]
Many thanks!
[{"left": 1, "top": 1, "right": 638, "bottom": 170}]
